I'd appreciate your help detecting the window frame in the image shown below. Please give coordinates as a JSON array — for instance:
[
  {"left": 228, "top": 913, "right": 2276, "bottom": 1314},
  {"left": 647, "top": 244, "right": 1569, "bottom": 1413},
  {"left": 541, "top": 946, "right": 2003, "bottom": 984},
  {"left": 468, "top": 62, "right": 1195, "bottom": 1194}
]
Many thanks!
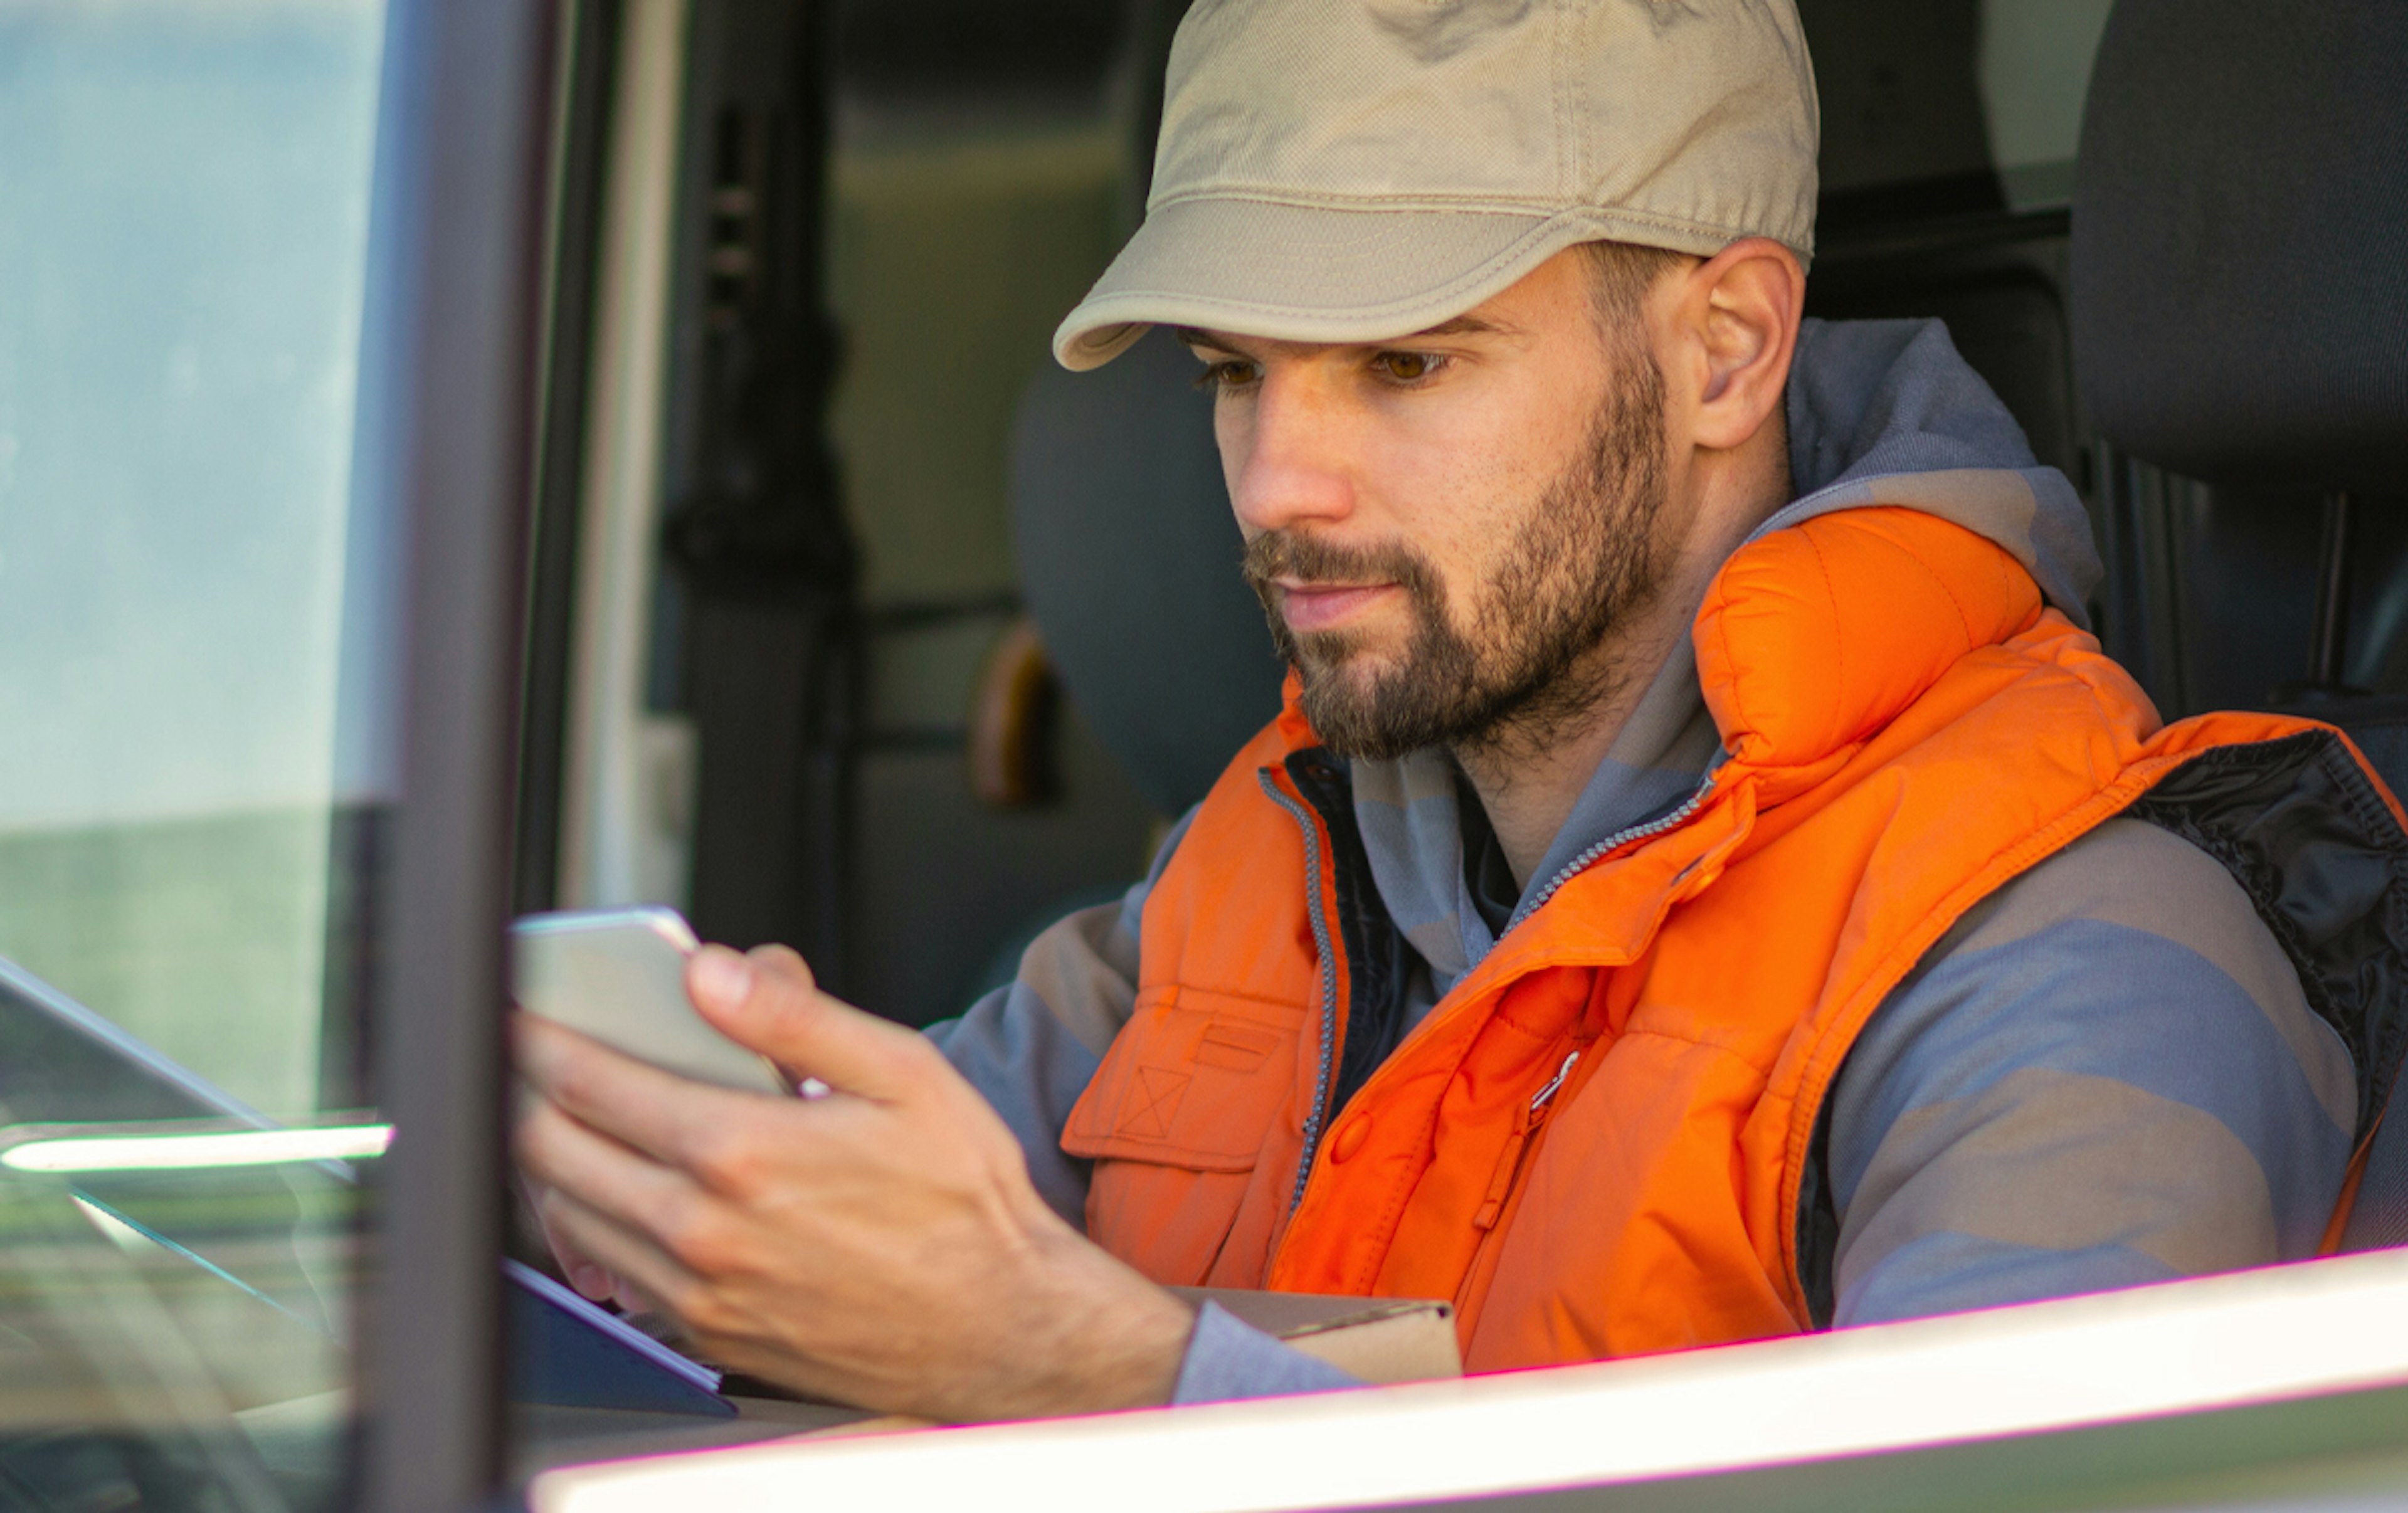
[
  {"left": 350, "top": 0, "right": 559, "bottom": 1507},
  {"left": 530, "top": 1249, "right": 2408, "bottom": 1510}
]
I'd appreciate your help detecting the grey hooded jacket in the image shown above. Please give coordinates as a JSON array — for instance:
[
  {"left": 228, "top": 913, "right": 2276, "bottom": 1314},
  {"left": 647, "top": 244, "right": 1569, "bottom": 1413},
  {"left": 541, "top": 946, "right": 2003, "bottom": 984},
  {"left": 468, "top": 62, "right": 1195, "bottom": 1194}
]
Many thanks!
[{"left": 928, "top": 319, "right": 2352, "bottom": 1403}]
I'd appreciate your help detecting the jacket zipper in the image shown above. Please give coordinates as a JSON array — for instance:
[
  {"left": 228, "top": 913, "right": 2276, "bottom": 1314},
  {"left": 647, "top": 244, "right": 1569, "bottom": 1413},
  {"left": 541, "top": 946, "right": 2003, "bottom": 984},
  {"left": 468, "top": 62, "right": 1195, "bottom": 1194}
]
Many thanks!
[
  {"left": 1501, "top": 767, "right": 1721, "bottom": 939},
  {"left": 1264, "top": 758, "right": 1719, "bottom": 1222},
  {"left": 1258, "top": 769, "right": 1340, "bottom": 1215},
  {"left": 1472, "top": 1048, "right": 1581, "bottom": 1230},
  {"left": 1465, "top": 778, "right": 1718, "bottom": 1230}
]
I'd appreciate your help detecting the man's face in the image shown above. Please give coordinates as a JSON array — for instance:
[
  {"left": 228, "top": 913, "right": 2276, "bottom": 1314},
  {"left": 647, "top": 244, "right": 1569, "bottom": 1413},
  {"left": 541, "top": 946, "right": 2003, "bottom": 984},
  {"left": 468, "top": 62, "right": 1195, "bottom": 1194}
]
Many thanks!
[{"left": 1183, "top": 250, "right": 1673, "bottom": 762}]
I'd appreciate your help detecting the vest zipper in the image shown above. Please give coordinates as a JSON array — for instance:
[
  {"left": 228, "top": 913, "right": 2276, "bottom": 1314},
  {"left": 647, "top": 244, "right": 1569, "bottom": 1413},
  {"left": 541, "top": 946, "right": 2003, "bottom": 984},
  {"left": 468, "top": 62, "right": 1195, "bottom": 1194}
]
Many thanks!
[
  {"left": 1258, "top": 769, "right": 1340, "bottom": 1215},
  {"left": 1262, "top": 759, "right": 1715, "bottom": 1226},
  {"left": 1465, "top": 779, "right": 1715, "bottom": 1230},
  {"left": 1501, "top": 767, "right": 1721, "bottom": 939},
  {"left": 1472, "top": 1049, "right": 1581, "bottom": 1230}
]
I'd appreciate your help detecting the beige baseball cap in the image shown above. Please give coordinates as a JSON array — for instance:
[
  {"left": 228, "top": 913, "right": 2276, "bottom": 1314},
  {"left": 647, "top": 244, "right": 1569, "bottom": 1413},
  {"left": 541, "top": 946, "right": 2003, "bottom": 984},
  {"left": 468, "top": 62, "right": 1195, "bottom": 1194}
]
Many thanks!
[{"left": 1054, "top": 0, "right": 1819, "bottom": 371}]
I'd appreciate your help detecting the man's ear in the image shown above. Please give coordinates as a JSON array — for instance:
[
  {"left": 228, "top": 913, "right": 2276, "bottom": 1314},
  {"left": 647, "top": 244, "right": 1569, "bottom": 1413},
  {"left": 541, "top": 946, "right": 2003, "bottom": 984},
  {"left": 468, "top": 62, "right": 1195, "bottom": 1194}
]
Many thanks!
[{"left": 1663, "top": 236, "right": 1803, "bottom": 453}]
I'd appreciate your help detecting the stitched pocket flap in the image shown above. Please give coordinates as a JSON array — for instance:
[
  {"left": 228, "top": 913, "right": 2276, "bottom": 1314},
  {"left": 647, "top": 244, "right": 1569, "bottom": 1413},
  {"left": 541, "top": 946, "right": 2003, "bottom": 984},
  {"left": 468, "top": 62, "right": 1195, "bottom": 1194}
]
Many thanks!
[{"left": 1062, "top": 987, "right": 1306, "bottom": 1173}]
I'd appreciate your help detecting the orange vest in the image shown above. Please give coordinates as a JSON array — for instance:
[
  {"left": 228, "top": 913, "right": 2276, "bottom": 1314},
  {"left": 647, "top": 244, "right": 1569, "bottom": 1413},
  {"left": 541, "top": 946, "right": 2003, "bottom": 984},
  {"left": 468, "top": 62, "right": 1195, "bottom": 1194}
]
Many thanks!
[{"left": 1062, "top": 507, "right": 2408, "bottom": 1371}]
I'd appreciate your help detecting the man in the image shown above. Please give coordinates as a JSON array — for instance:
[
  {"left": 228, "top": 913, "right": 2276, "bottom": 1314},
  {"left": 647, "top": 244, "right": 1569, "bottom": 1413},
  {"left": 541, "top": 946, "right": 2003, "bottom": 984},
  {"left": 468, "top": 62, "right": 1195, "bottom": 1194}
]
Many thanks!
[{"left": 517, "top": 0, "right": 2397, "bottom": 1423}]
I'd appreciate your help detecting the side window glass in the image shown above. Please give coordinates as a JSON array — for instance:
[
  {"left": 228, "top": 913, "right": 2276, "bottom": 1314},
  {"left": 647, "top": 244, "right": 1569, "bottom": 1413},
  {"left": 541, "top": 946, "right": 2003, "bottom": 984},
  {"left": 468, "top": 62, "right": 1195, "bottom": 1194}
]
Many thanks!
[
  {"left": 0, "top": 0, "right": 389, "bottom": 1120},
  {"left": 0, "top": 6, "right": 408, "bottom": 1503},
  {"left": 1978, "top": 0, "right": 2117, "bottom": 209},
  {"left": 1800, "top": 0, "right": 2114, "bottom": 219}
]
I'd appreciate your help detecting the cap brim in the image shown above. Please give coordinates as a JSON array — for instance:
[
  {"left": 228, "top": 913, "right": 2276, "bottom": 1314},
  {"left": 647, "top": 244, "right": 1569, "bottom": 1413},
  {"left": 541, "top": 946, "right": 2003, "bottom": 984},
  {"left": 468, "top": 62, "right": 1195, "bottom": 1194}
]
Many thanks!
[{"left": 1053, "top": 196, "right": 1636, "bottom": 371}]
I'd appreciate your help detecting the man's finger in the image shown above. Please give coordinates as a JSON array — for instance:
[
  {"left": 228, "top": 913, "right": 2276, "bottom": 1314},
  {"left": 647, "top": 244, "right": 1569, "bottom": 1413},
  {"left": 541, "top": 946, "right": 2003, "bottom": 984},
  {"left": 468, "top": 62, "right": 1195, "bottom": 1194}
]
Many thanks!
[
  {"left": 520, "top": 1173, "right": 618, "bottom": 1300},
  {"left": 514, "top": 1010, "right": 773, "bottom": 1169},
  {"left": 515, "top": 1090, "right": 798, "bottom": 1312},
  {"left": 513, "top": 1092, "right": 701, "bottom": 1234},
  {"left": 544, "top": 1205, "right": 619, "bottom": 1301},
  {"left": 535, "top": 1183, "right": 697, "bottom": 1321},
  {"left": 685, "top": 944, "right": 938, "bottom": 1104},
  {"left": 548, "top": 1215, "right": 618, "bottom": 1300}
]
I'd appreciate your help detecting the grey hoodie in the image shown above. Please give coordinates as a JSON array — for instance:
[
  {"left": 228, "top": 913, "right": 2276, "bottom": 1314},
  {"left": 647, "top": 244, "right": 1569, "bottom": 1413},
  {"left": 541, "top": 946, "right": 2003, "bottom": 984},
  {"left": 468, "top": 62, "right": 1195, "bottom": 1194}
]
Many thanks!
[{"left": 929, "top": 319, "right": 2350, "bottom": 1403}]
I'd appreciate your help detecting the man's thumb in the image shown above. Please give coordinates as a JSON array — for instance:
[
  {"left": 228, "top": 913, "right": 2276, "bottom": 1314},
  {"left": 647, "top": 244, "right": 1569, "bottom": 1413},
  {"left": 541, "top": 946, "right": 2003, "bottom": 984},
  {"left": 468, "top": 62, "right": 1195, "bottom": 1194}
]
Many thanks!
[{"left": 686, "top": 943, "right": 922, "bottom": 1100}]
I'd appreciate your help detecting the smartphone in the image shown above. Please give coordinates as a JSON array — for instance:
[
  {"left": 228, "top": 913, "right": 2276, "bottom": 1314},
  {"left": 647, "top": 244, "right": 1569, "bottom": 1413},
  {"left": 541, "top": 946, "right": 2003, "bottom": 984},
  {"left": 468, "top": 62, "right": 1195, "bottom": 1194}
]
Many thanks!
[{"left": 511, "top": 906, "right": 789, "bottom": 1096}]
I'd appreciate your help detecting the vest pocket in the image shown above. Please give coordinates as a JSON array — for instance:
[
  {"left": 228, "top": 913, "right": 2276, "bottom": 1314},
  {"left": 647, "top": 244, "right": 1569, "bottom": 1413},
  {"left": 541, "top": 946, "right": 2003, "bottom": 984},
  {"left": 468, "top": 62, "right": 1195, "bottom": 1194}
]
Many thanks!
[{"left": 1062, "top": 986, "right": 1306, "bottom": 1172}]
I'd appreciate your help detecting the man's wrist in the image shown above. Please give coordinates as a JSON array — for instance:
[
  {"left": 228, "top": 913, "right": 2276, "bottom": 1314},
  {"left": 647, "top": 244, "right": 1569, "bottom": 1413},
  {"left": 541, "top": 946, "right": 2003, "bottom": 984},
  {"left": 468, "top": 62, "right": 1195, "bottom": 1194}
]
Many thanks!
[
  {"left": 1088, "top": 1290, "right": 1198, "bottom": 1413},
  {"left": 1022, "top": 1231, "right": 1196, "bottom": 1415}
]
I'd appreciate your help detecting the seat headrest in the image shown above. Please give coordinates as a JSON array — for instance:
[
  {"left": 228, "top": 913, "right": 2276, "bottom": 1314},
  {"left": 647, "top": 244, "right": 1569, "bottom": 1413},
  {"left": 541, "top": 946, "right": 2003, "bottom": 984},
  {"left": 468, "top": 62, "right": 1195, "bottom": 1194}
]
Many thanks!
[
  {"left": 1010, "top": 329, "right": 1287, "bottom": 818},
  {"left": 2069, "top": 0, "right": 2408, "bottom": 495}
]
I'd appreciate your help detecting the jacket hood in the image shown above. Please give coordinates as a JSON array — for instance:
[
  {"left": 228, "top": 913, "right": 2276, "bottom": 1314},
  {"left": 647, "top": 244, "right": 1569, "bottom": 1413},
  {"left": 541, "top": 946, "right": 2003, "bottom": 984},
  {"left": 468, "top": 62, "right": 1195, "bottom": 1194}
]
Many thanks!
[
  {"left": 1348, "top": 316, "right": 2101, "bottom": 1004},
  {"left": 1777, "top": 317, "right": 2099, "bottom": 625}
]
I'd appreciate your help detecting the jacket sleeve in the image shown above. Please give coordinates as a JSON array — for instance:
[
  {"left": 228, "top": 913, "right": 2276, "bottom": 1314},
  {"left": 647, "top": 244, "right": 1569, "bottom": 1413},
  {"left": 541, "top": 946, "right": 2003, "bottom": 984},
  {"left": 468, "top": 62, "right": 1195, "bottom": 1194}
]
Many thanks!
[
  {"left": 927, "top": 812, "right": 1366, "bottom": 1403},
  {"left": 925, "top": 808, "right": 1195, "bottom": 1228},
  {"left": 1826, "top": 818, "right": 2357, "bottom": 1326},
  {"left": 1171, "top": 1304, "right": 1362, "bottom": 1404}
]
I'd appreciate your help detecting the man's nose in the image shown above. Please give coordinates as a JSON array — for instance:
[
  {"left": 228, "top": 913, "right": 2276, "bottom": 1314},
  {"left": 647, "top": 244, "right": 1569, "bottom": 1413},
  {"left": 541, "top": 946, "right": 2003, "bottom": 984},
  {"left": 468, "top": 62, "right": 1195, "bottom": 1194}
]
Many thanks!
[{"left": 1225, "top": 368, "right": 1357, "bottom": 537}]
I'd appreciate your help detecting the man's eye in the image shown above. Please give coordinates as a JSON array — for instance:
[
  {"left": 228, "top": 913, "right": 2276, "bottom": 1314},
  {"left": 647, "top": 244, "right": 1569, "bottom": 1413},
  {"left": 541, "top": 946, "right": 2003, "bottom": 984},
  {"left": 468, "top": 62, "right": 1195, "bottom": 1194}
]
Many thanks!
[
  {"left": 1373, "top": 351, "right": 1442, "bottom": 382},
  {"left": 1193, "top": 359, "right": 1260, "bottom": 393}
]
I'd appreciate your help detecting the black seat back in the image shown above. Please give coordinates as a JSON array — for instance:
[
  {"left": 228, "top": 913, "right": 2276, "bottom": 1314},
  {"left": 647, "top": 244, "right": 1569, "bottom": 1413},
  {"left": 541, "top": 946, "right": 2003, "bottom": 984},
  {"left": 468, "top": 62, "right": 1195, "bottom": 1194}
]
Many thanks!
[
  {"left": 1009, "top": 328, "right": 1286, "bottom": 820},
  {"left": 2072, "top": 2, "right": 2408, "bottom": 500},
  {"left": 2071, "top": 0, "right": 2408, "bottom": 1249}
]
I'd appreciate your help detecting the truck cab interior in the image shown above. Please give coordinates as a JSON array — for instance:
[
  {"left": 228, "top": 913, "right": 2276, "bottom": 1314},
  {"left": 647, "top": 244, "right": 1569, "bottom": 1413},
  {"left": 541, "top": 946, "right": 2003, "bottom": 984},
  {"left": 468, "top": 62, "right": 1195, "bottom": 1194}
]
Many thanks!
[
  {"left": 546, "top": 0, "right": 2408, "bottom": 1037},
  {"left": 0, "top": 0, "right": 2404, "bottom": 1510}
]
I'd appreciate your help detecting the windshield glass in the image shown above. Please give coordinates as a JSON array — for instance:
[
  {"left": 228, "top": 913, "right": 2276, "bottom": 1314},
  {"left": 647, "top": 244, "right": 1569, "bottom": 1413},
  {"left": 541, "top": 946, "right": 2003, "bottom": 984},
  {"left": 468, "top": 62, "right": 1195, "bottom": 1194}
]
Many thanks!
[{"left": 0, "top": 1, "right": 396, "bottom": 1505}]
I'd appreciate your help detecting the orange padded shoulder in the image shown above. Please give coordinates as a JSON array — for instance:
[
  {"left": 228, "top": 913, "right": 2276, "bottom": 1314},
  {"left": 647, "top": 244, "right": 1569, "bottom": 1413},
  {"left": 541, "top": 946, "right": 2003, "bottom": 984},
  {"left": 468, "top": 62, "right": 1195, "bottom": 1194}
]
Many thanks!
[{"left": 1697, "top": 507, "right": 2043, "bottom": 774}]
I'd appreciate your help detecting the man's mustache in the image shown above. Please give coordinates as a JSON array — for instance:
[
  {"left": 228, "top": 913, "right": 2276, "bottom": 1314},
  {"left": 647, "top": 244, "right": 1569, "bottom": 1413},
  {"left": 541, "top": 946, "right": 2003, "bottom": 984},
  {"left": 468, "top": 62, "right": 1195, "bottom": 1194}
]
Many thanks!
[{"left": 1242, "top": 531, "right": 1438, "bottom": 597}]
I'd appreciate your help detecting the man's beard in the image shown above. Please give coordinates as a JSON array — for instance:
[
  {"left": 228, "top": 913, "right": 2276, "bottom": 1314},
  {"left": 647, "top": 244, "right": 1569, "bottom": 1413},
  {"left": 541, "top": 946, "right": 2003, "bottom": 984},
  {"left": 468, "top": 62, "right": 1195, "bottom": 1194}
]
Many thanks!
[{"left": 1243, "top": 357, "right": 1671, "bottom": 763}]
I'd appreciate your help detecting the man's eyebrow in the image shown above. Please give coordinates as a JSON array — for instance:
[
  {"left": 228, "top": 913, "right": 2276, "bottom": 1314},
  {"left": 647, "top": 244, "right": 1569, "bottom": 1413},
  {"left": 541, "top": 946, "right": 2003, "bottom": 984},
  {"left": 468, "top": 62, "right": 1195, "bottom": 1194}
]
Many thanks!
[
  {"left": 1173, "top": 325, "right": 1247, "bottom": 354},
  {"left": 1407, "top": 314, "right": 1511, "bottom": 339},
  {"left": 1173, "top": 316, "right": 1513, "bottom": 352}
]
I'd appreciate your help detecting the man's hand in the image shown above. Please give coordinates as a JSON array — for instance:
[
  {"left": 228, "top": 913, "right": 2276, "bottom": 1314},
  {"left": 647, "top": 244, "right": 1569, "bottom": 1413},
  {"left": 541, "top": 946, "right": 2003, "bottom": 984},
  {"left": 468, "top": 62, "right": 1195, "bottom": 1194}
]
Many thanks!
[{"left": 511, "top": 944, "right": 1195, "bottom": 1423}]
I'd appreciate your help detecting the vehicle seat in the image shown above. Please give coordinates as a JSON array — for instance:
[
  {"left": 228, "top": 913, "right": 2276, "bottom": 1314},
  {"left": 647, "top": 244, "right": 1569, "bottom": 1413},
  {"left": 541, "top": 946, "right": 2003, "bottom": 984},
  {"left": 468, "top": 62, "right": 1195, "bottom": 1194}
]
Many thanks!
[
  {"left": 2069, "top": 0, "right": 2408, "bottom": 1247},
  {"left": 1008, "top": 327, "right": 1286, "bottom": 820}
]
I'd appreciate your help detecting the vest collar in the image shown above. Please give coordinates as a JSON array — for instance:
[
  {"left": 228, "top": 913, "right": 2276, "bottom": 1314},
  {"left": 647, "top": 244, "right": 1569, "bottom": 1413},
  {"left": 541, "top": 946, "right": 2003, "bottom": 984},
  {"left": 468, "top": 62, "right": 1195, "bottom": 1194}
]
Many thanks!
[{"left": 1694, "top": 507, "right": 2043, "bottom": 800}]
